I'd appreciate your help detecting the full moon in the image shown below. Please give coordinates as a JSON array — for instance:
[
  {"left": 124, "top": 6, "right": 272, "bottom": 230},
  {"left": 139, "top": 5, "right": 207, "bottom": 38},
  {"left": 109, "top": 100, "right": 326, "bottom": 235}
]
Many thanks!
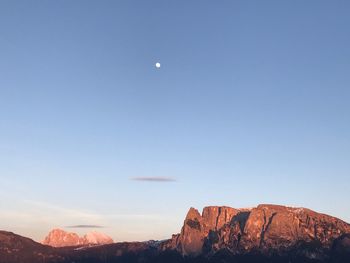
[{"left": 155, "top": 62, "right": 161, "bottom": 69}]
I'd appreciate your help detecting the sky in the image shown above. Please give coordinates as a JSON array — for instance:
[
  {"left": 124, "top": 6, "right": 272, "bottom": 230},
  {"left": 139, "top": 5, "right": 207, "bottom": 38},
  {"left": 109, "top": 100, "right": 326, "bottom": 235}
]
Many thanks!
[{"left": 0, "top": 1, "right": 350, "bottom": 242}]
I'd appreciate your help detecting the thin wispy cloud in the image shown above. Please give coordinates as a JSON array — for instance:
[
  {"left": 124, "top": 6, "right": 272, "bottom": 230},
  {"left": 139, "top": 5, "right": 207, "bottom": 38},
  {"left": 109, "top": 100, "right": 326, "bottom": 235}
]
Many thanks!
[
  {"left": 66, "top": 225, "right": 105, "bottom": 228},
  {"left": 22, "top": 200, "right": 164, "bottom": 220},
  {"left": 23, "top": 200, "right": 102, "bottom": 220},
  {"left": 131, "top": 176, "right": 176, "bottom": 182}
]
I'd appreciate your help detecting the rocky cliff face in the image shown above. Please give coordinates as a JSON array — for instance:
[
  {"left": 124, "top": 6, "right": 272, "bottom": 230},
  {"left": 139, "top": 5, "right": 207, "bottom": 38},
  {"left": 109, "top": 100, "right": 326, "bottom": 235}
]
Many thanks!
[
  {"left": 42, "top": 229, "right": 113, "bottom": 247},
  {"left": 165, "top": 204, "right": 350, "bottom": 258},
  {"left": 169, "top": 206, "right": 239, "bottom": 255},
  {"left": 42, "top": 229, "right": 82, "bottom": 247}
]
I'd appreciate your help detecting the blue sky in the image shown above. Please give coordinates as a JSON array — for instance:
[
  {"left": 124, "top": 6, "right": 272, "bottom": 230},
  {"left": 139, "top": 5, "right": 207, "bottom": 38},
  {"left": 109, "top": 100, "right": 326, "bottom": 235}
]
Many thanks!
[{"left": 0, "top": 1, "right": 350, "bottom": 242}]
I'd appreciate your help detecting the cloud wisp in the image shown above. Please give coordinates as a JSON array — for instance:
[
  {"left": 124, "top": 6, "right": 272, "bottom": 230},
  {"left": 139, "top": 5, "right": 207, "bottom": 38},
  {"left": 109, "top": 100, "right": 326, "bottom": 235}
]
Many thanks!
[
  {"left": 66, "top": 225, "right": 105, "bottom": 228},
  {"left": 131, "top": 176, "right": 176, "bottom": 182}
]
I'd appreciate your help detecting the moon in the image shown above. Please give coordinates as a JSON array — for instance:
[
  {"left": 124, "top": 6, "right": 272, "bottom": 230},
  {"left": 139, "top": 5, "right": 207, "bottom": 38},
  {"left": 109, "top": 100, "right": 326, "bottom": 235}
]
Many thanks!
[{"left": 155, "top": 62, "right": 161, "bottom": 69}]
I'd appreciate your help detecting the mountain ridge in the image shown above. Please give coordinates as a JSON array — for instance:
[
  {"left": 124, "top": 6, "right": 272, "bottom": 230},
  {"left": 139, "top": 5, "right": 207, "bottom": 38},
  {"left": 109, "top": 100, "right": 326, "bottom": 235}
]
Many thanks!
[
  {"left": 163, "top": 204, "right": 350, "bottom": 257},
  {"left": 1, "top": 203, "right": 350, "bottom": 263}
]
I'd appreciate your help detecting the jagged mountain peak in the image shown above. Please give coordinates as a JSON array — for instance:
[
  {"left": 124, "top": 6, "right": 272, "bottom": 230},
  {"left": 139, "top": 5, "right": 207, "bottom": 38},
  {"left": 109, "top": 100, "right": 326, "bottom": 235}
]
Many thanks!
[
  {"left": 42, "top": 228, "right": 113, "bottom": 247},
  {"left": 83, "top": 231, "right": 114, "bottom": 245},
  {"left": 171, "top": 204, "right": 350, "bottom": 256}
]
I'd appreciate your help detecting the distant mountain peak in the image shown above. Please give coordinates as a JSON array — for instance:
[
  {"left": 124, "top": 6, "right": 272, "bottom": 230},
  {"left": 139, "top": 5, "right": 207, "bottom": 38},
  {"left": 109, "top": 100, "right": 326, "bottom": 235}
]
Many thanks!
[
  {"left": 83, "top": 231, "right": 113, "bottom": 245},
  {"left": 42, "top": 228, "right": 113, "bottom": 247}
]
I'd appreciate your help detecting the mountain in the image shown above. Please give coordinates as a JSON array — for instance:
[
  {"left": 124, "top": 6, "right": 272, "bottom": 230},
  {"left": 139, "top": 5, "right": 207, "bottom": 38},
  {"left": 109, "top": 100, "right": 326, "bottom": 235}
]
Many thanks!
[
  {"left": 83, "top": 231, "right": 114, "bottom": 245},
  {"left": 42, "top": 228, "right": 113, "bottom": 247},
  {"left": 42, "top": 229, "right": 82, "bottom": 247},
  {"left": 1, "top": 204, "right": 350, "bottom": 263},
  {"left": 0, "top": 230, "right": 63, "bottom": 263},
  {"left": 162, "top": 204, "right": 350, "bottom": 259}
]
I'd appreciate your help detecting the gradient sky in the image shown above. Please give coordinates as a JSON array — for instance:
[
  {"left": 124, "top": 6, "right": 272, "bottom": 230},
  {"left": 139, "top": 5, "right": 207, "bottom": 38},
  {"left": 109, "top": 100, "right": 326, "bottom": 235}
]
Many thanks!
[{"left": 1, "top": 1, "right": 350, "bottom": 242}]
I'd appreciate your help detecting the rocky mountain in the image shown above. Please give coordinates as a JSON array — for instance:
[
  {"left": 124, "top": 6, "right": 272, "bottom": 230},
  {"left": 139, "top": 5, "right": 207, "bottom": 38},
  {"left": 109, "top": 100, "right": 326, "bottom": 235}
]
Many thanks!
[
  {"left": 1, "top": 204, "right": 350, "bottom": 263},
  {"left": 42, "top": 229, "right": 82, "bottom": 247},
  {"left": 162, "top": 204, "right": 350, "bottom": 259},
  {"left": 84, "top": 231, "right": 114, "bottom": 245},
  {"left": 42, "top": 228, "right": 113, "bottom": 247}
]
